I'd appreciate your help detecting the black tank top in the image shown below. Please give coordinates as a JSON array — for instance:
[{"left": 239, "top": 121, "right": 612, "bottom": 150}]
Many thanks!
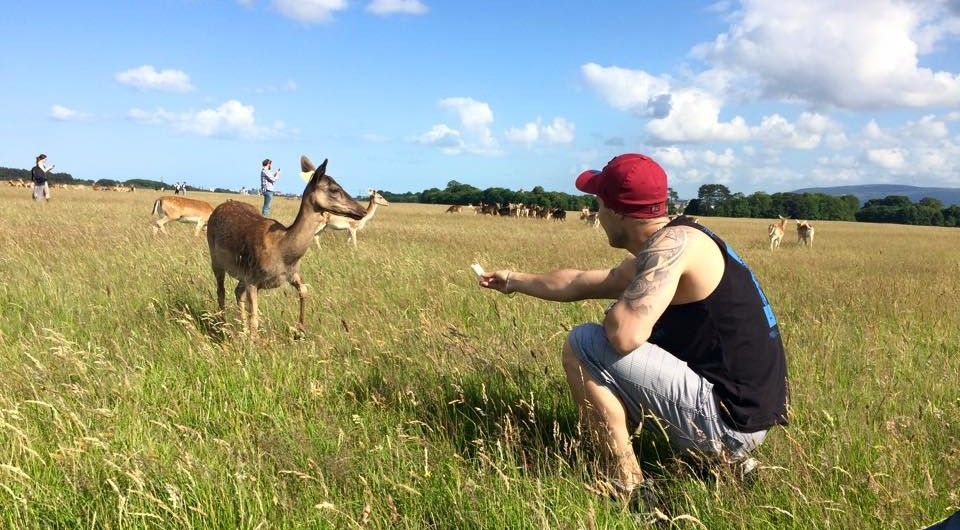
[{"left": 648, "top": 217, "right": 788, "bottom": 432}]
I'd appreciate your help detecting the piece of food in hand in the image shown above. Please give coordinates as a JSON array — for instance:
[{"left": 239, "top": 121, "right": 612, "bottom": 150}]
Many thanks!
[{"left": 470, "top": 263, "right": 486, "bottom": 279}]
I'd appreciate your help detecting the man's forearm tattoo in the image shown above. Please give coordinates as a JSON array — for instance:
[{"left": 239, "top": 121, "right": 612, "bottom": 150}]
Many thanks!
[{"left": 621, "top": 227, "right": 688, "bottom": 312}]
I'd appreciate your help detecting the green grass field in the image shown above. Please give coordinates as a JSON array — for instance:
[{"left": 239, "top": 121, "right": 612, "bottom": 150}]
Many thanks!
[{"left": 0, "top": 187, "right": 957, "bottom": 529}]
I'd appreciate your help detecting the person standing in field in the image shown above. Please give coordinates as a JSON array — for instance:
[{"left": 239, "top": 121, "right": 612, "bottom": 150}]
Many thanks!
[
  {"left": 260, "top": 158, "right": 281, "bottom": 217},
  {"left": 31, "top": 154, "right": 55, "bottom": 202},
  {"left": 479, "top": 153, "right": 788, "bottom": 506}
]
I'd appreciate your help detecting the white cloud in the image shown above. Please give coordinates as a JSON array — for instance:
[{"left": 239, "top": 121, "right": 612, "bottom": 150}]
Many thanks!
[
  {"left": 273, "top": 0, "right": 347, "bottom": 23},
  {"left": 128, "top": 100, "right": 284, "bottom": 139},
  {"left": 542, "top": 117, "right": 575, "bottom": 144},
  {"left": 867, "top": 148, "right": 908, "bottom": 170},
  {"left": 703, "top": 148, "right": 737, "bottom": 167},
  {"left": 366, "top": 0, "right": 428, "bottom": 15},
  {"left": 416, "top": 124, "right": 462, "bottom": 154},
  {"left": 582, "top": 63, "right": 751, "bottom": 143},
  {"left": 506, "top": 117, "right": 575, "bottom": 146},
  {"left": 115, "top": 65, "right": 194, "bottom": 93},
  {"left": 504, "top": 122, "right": 539, "bottom": 145},
  {"left": 901, "top": 115, "right": 949, "bottom": 142},
  {"left": 50, "top": 105, "right": 91, "bottom": 121},
  {"left": 947, "top": 111, "right": 960, "bottom": 121},
  {"left": 694, "top": 0, "right": 960, "bottom": 108},
  {"left": 415, "top": 97, "right": 499, "bottom": 155},
  {"left": 652, "top": 146, "right": 689, "bottom": 168},
  {"left": 750, "top": 112, "right": 841, "bottom": 150},
  {"left": 580, "top": 63, "right": 671, "bottom": 113}
]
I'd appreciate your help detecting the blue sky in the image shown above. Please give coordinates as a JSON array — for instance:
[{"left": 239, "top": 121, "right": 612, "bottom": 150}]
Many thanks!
[{"left": 2, "top": 0, "right": 959, "bottom": 198}]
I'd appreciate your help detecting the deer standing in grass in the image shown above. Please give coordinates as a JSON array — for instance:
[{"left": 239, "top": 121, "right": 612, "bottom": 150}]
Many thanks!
[
  {"left": 314, "top": 189, "right": 389, "bottom": 249},
  {"left": 152, "top": 196, "right": 215, "bottom": 236},
  {"left": 796, "top": 220, "right": 815, "bottom": 248},
  {"left": 768, "top": 215, "right": 788, "bottom": 250},
  {"left": 206, "top": 156, "right": 366, "bottom": 338}
]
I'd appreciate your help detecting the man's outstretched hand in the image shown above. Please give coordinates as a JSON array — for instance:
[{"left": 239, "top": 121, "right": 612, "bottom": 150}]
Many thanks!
[{"left": 479, "top": 271, "right": 512, "bottom": 293}]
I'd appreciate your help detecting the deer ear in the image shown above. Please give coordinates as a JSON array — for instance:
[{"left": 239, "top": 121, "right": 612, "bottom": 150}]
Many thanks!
[
  {"left": 310, "top": 159, "right": 329, "bottom": 185},
  {"left": 301, "top": 155, "right": 315, "bottom": 173}
]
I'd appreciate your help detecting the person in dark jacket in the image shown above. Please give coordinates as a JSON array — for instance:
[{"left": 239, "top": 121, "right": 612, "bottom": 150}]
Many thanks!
[
  {"left": 31, "top": 154, "right": 55, "bottom": 202},
  {"left": 479, "top": 154, "right": 789, "bottom": 503}
]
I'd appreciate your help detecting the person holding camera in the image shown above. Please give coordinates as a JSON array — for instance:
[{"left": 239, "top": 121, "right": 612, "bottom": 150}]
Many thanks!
[
  {"left": 31, "top": 154, "right": 55, "bottom": 202},
  {"left": 260, "top": 158, "right": 281, "bottom": 216}
]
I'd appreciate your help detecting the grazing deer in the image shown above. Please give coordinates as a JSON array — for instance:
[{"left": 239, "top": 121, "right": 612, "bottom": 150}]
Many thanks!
[
  {"left": 445, "top": 204, "right": 463, "bottom": 213},
  {"left": 207, "top": 156, "right": 366, "bottom": 338},
  {"left": 584, "top": 211, "right": 600, "bottom": 229},
  {"left": 796, "top": 220, "right": 815, "bottom": 248},
  {"left": 152, "top": 196, "right": 215, "bottom": 236},
  {"left": 314, "top": 189, "right": 390, "bottom": 249},
  {"left": 768, "top": 215, "right": 788, "bottom": 250}
]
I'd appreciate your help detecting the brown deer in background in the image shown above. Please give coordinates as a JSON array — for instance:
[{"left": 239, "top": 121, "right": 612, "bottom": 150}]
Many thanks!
[
  {"left": 796, "top": 220, "right": 815, "bottom": 248},
  {"left": 152, "top": 196, "right": 215, "bottom": 236},
  {"left": 206, "top": 155, "right": 366, "bottom": 338}
]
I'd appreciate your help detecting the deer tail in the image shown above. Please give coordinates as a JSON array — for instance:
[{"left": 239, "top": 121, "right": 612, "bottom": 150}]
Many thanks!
[{"left": 152, "top": 198, "right": 161, "bottom": 216}]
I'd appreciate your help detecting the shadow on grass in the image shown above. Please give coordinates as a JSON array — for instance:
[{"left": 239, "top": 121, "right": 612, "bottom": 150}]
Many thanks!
[
  {"left": 152, "top": 292, "right": 229, "bottom": 343},
  {"left": 345, "top": 361, "right": 676, "bottom": 480}
]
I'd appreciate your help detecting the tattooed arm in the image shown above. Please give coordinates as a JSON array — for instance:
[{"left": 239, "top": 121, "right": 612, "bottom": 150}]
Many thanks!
[{"left": 603, "top": 226, "right": 689, "bottom": 354}]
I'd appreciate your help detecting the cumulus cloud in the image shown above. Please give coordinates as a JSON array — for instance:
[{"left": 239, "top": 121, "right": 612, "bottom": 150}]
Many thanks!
[
  {"left": 867, "top": 148, "right": 908, "bottom": 170},
  {"left": 50, "top": 105, "right": 91, "bottom": 121},
  {"left": 366, "top": 0, "right": 428, "bottom": 15},
  {"left": 415, "top": 97, "right": 499, "bottom": 155},
  {"left": 901, "top": 115, "right": 949, "bottom": 142},
  {"left": 694, "top": 0, "right": 960, "bottom": 108},
  {"left": 127, "top": 100, "right": 284, "bottom": 139},
  {"left": 273, "top": 0, "right": 347, "bottom": 23},
  {"left": 504, "top": 122, "right": 539, "bottom": 145},
  {"left": 115, "top": 65, "right": 194, "bottom": 92},
  {"left": 582, "top": 63, "right": 751, "bottom": 143},
  {"left": 505, "top": 117, "right": 575, "bottom": 146}
]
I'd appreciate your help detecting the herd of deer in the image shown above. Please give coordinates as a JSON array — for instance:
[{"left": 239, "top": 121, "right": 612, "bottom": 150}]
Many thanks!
[
  {"left": 446, "top": 202, "right": 569, "bottom": 220},
  {"left": 149, "top": 155, "right": 389, "bottom": 338},
  {"left": 768, "top": 215, "right": 815, "bottom": 250},
  {"left": 7, "top": 179, "right": 135, "bottom": 192}
]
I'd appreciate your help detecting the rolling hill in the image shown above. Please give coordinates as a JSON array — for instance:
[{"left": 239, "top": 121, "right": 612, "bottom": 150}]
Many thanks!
[{"left": 792, "top": 184, "right": 960, "bottom": 206}]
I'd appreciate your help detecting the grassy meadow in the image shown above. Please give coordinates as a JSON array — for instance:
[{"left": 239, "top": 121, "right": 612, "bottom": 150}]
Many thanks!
[{"left": 0, "top": 186, "right": 958, "bottom": 529}]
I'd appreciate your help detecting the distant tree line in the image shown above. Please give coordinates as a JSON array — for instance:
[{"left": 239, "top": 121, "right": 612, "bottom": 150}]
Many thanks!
[
  {"left": 378, "top": 180, "right": 599, "bottom": 211},
  {"left": 684, "top": 184, "right": 960, "bottom": 227}
]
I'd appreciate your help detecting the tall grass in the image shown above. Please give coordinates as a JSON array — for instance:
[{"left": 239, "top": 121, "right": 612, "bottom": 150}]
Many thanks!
[{"left": 0, "top": 187, "right": 957, "bottom": 528}]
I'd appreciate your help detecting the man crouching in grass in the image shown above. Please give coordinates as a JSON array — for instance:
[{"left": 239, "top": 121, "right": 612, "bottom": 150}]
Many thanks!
[{"left": 479, "top": 154, "right": 788, "bottom": 509}]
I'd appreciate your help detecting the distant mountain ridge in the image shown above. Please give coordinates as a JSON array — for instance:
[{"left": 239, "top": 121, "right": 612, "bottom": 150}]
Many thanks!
[{"left": 792, "top": 184, "right": 960, "bottom": 206}]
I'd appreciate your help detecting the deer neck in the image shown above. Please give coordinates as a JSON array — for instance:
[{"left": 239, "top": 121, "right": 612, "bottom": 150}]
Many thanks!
[
  {"left": 357, "top": 199, "right": 379, "bottom": 228},
  {"left": 281, "top": 198, "right": 327, "bottom": 260}
]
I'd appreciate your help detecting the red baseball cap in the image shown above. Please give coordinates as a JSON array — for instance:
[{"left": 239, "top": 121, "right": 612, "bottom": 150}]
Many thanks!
[{"left": 575, "top": 153, "right": 668, "bottom": 218}]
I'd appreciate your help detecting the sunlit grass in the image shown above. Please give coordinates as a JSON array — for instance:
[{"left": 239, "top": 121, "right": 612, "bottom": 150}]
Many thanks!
[{"left": 0, "top": 187, "right": 957, "bottom": 528}]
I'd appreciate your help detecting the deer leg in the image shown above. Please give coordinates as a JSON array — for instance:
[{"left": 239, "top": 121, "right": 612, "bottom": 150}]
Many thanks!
[
  {"left": 349, "top": 229, "right": 358, "bottom": 249},
  {"left": 246, "top": 285, "right": 259, "bottom": 339},
  {"left": 155, "top": 216, "right": 169, "bottom": 235},
  {"left": 235, "top": 282, "right": 248, "bottom": 333},
  {"left": 290, "top": 273, "right": 308, "bottom": 332},
  {"left": 194, "top": 221, "right": 203, "bottom": 237},
  {"left": 214, "top": 268, "right": 226, "bottom": 312},
  {"left": 314, "top": 234, "right": 322, "bottom": 251}
]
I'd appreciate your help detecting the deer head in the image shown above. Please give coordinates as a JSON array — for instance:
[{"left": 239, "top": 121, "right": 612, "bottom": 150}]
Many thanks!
[
  {"left": 300, "top": 155, "right": 367, "bottom": 220},
  {"left": 370, "top": 190, "right": 390, "bottom": 207}
]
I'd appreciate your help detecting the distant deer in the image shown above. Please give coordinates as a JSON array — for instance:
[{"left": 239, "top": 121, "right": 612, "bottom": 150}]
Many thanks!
[
  {"left": 796, "top": 220, "right": 815, "bottom": 248},
  {"left": 768, "top": 215, "right": 788, "bottom": 250},
  {"left": 152, "top": 196, "right": 215, "bottom": 236},
  {"left": 445, "top": 204, "right": 463, "bottom": 213},
  {"left": 206, "top": 156, "right": 366, "bottom": 338},
  {"left": 314, "top": 189, "right": 390, "bottom": 249}
]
